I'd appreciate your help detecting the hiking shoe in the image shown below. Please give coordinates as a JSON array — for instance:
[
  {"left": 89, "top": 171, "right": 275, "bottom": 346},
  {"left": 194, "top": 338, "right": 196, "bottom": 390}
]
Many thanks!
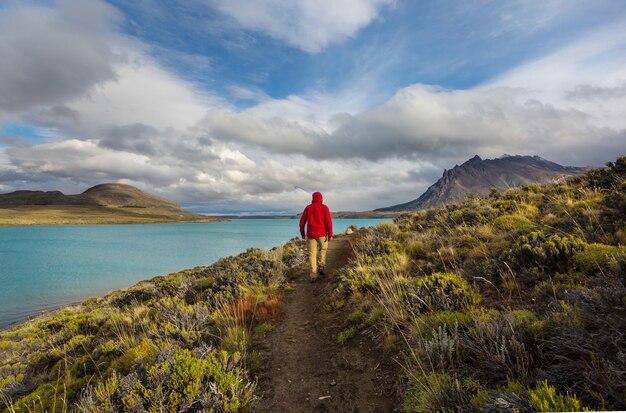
[
  {"left": 317, "top": 268, "right": 325, "bottom": 276},
  {"left": 309, "top": 276, "right": 318, "bottom": 283}
]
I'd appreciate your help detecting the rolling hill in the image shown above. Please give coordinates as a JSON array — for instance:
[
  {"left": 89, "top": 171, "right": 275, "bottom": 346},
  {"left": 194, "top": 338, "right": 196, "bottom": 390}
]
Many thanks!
[{"left": 0, "top": 183, "right": 219, "bottom": 225}]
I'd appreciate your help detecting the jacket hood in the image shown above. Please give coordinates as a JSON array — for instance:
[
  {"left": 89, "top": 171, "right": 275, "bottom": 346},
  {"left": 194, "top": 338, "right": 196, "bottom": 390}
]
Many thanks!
[{"left": 312, "top": 192, "right": 323, "bottom": 203}]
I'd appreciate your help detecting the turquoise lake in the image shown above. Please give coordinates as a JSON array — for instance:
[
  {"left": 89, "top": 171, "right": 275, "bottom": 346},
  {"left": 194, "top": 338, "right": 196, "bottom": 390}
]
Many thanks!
[{"left": 0, "top": 218, "right": 387, "bottom": 329}]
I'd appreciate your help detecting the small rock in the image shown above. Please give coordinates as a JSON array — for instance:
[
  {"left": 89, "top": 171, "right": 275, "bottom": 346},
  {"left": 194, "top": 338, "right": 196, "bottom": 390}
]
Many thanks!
[
  {"left": 318, "top": 395, "right": 331, "bottom": 400},
  {"left": 330, "top": 380, "right": 337, "bottom": 386}
]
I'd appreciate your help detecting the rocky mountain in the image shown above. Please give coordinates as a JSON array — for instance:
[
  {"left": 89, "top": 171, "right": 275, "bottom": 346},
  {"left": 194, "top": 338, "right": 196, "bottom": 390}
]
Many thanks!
[{"left": 376, "top": 155, "right": 586, "bottom": 212}]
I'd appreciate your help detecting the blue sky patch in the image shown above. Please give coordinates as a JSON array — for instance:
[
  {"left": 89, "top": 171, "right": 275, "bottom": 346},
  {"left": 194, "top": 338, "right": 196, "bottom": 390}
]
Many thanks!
[{"left": 1, "top": 122, "right": 51, "bottom": 143}]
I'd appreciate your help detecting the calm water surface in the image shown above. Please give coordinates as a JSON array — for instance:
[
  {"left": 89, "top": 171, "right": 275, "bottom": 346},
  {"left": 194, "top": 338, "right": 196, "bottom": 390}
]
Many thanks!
[{"left": 0, "top": 218, "right": 387, "bottom": 329}]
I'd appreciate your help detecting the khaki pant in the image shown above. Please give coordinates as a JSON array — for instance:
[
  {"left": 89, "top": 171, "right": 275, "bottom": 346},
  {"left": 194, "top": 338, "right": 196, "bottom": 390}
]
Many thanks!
[{"left": 307, "top": 237, "right": 328, "bottom": 277}]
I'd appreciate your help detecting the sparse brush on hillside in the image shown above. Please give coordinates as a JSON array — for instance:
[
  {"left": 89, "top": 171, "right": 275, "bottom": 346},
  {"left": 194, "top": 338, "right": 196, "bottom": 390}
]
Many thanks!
[
  {"left": 2, "top": 158, "right": 625, "bottom": 412},
  {"left": 0, "top": 239, "right": 306, "bottom": 412},
  {"left": 336, "top": 156, "right": 626, "bottom": 412}
]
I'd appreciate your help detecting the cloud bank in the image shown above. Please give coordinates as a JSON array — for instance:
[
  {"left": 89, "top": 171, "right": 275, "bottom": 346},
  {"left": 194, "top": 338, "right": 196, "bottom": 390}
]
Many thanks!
[
  {"left": 0, "top": 0, "right": 120, "bottom": 113},
  {"left": 1, "top": 1, "right": 625, "bottom": 213}
]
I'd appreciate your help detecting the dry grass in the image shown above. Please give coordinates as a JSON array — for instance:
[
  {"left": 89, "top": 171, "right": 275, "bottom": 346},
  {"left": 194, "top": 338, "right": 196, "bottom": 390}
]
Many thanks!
[{"left": 0, "top": 205, "right": 220, "bottom": 226}]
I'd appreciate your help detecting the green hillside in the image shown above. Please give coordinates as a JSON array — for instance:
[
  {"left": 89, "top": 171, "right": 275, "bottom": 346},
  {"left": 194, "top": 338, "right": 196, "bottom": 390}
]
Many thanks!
[
  {"left": 336, "top": 156, "right": 625, "bottom": 411},
  {"left": 0, "top": 157, "right": 624, "bottom": 412},
  {"left": 0, "top": 245, "right": 302, "bottom": 412}
]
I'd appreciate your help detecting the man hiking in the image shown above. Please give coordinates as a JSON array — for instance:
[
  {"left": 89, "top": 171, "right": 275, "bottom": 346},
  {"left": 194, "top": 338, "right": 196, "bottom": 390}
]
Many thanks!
[{"left": 299, "top": 192, "right": 333, "bottom": 283}]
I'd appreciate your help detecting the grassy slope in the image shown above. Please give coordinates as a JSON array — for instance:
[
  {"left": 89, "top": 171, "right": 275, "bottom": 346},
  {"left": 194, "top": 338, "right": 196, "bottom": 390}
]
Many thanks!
[
  {"left": 0, "top": 241, "right": 306, "bottom": 412},
  {"left": 0, "top": 205, "right": 220, "bottom": 225},
  {"left": 0, "top": 157, "right": 624, "bottom": 412},
  {"left": 335, "top": 157, "right": 625, "bottom": 412}
]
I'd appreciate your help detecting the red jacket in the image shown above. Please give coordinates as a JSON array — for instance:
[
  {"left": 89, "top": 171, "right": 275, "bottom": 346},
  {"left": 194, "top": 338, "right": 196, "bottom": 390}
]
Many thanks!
[{"left": 300, "top": 192, "right": 333, "bottom": 239}]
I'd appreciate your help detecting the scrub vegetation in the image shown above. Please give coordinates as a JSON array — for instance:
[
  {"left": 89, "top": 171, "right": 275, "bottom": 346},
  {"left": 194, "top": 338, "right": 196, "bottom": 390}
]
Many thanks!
[
  {"left": 1, "top": 157, "right": 624, "bottom": 412},
  {"left": 335, "top": 156, "right": 626, "bottom": 412},
  {"left": 0, "top": 242, "right": 306, "bottom": 412}
]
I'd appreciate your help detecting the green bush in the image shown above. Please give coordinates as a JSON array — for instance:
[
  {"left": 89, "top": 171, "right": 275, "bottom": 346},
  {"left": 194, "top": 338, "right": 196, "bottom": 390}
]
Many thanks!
[
  {"left": 254, "top": 322, "right": 274, "bottom": 334},
  {"left": 403, "top": 371, "right": 471, "bottom": 413},
  {"left": 407, "top": 272, "right": 478, "bottom": 313},
  {"left": 77, "top": 347, "right": 255, "bottom": 412},
  {"left": 573, "top": 243, "right": 623, "bottom": 274},
  {"left": 491, "top": 200, "right": 519, "bottom": 214},
  {"left": 113, "top": 338, "right": 158, "bottom": 374},
  {"left": 490, "top": 199, "right": 539, "bottom": 217},
  {"left": 346, "top": 310, "right": 364, "bottom": 326},
  {"left": 412, "top": 311, "right": 473, "bottom": 332},
  {"left": 337, "top": 327, "right": 357, "bottom": 344},
  {"left": 448, "top": 205, "right": 495, "bottom": 225},
  {"left": 167, "top": 349, "right": 208, "bottom": 407},
  {"left": 492, "top": 214, "right": 533, "bottom": 233},
  {"left": 529, "top": 380, "right": 589, "bottom": 412},
  {"left": 507, "top": 232, "right": 587, "bottom": 273},
  {"left": 10, "top": 383, "right": 59, "bottom": 412},
  {"left": 407, "top": 240, "right": 429, "bottom": 260}
]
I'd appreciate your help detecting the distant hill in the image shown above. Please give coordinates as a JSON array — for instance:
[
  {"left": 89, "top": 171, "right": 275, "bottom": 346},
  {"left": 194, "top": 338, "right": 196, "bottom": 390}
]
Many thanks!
[
  {"left": 376, "top": 155, "right": 586, "bottom": 212},
  {"left": 0, "top": 183, "right": 220, "bottom": 225},
  {"left": 0, "top": 183, "right": 180, "bottom": 208}
]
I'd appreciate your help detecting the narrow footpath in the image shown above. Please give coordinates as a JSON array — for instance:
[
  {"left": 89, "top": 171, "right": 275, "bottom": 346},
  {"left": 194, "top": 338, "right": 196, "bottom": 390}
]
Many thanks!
[{"left": 254, "top": 234, "right": 400, "bottom": 413}]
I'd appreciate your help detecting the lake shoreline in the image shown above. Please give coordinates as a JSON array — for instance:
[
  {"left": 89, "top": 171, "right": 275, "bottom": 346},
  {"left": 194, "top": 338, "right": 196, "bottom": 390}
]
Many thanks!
[
  {"left": 0, "top": 204, "right": 223, "bottom": 226},
  {"left": 0, "top": 218, "right": 390, "bottom": 330},
  {"left": 1, "top": 209, "right": 400, "bottom": 226}
]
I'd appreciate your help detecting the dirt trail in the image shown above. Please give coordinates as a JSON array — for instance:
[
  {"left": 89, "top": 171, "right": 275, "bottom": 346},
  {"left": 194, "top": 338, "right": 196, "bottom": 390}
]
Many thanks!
[{"left": 254, "top": 234, "right": 400, "bottom": 412}]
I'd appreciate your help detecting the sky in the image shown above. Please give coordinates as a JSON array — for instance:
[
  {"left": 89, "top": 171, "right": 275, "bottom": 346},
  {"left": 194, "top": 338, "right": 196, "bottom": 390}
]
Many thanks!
[{"left": 1, "top": 0, "right": 625, "bottom": 214}]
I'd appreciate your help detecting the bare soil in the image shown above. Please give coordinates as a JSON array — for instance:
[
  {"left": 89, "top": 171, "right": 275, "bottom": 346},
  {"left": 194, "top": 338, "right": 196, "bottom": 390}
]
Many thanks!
[{"left": 253, "top": 234, "right": 401, "bottom": 412}]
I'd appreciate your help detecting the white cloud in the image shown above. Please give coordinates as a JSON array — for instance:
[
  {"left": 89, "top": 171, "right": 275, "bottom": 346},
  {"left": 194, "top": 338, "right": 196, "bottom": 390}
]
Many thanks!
[
  {"left": 210, "top": 0, "right": 394, "bottom": 53},
  {"left": 198, "top": 83, "right": 620, "bottom": 167},
  {"left": 0, "top": 0, "right": 120, "bottom": 113},
  {"left": 2, "top": 1, "right": 626, "bottom": 213},
  {"left": 57, "top": 52, "right": 223, "bottom": 134},
  {"left": 485, "top": 17, "right": 626, "bottom": 130},
  {"left": 7, "top": 139, "right": 179, "bottom": 183}
]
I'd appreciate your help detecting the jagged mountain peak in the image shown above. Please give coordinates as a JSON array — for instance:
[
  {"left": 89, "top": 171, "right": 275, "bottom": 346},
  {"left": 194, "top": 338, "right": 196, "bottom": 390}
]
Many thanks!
[
  {"left": 376, "top": 155, "right": 586, "bottom": 212},
  {"left": 464, "top": 154, "right": 482, "bottom": 164}
]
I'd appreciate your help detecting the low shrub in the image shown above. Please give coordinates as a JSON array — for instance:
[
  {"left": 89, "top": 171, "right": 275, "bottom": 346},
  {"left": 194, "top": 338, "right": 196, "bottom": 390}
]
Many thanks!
[
  {"left": 346, "top": 310, "right": 364, "bottom": 326},
  {"left": 407, "top": 272, "right": 478, "bottom": 313},
  {"left": 537, "top": 278, "right": 626, "bottom": 409},
  {"left": 411, "top": 311, "right": 473, "bottom": 333},
  {"left": 492, "top": 214, "right": 533, "bottom": 233},
  {"left": 528, "top": 380, "right": 589, "bottom": 412},
  {"left": 76, "top": 347, "right": 255, "bottom": 413},
  {"left": 253, "top": 322, "right": 273, "bottom": 335},
  {"left": 403, "top": 371, "right": 471, "bottom": 413},
  {"left": 422, "top": 323, "right": 461, "bottom": 371},
  {"left": 462, "top": 315, "right": 534, "bottom": 384},
  {"left": 337, "top": 327, "right": 357, "bottom": 344},
  {"left": 506, "top": 232, "right": 587, "bottom": 274},
  {"left": 573, "top": 243, "right": 623, "bottom": 275}
]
